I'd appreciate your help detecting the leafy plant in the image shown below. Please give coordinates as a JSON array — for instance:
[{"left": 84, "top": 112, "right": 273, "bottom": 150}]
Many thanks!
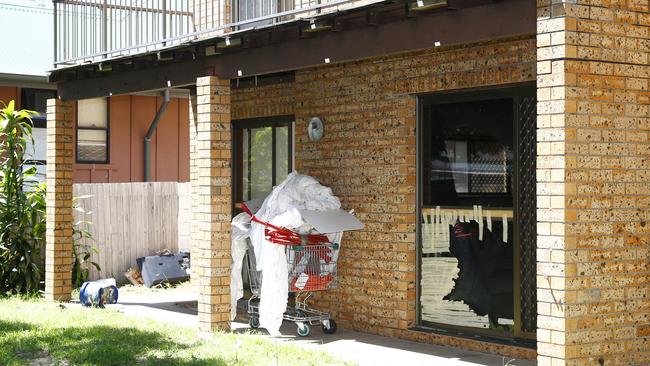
[
  {"left": 0, "top": 101, "right": 44, "bottom": 294},
  {"left": 72, "top": 195, "right": 101, "bottom": 287}
]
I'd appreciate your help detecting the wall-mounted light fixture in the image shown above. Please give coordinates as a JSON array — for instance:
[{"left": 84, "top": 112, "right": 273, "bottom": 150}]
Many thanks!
[{"left": 308, "top": 117, "right": 325, "bottom": 142}]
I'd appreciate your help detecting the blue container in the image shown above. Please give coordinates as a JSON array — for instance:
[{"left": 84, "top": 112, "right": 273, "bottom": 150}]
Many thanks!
[{"left": 79, "top": 281, "right": 119, "bottom": 307}]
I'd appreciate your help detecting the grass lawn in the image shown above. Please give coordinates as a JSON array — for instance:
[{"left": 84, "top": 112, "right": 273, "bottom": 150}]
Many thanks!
[{"left": 0, "top": 297, "right": 350, "bottom": 366}]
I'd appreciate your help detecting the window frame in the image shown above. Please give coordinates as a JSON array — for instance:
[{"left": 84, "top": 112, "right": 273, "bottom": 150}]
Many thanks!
[
  {"left": 231, "top": 115, "right": 294, "bottom": 213},
  {"left": 75, "top": 98, "right": 110, "bottom": 164},
  {"left": 415, "top": 83, "right": 537, "bottom": 346}
]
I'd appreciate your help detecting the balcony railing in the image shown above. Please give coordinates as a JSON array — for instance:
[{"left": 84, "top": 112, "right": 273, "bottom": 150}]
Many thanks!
[{"left": 53, "top": 0, "right": 381, "bottom": 67}]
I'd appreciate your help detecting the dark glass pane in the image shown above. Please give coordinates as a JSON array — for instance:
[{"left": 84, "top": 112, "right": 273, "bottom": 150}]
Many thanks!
[
  {"left": 420, "top": 97, "right": 515, "bottom": 335},
  {"left": 422, "top": 98, "right": 513, "bottom": 207},
  {"left": 21, "top": 88, "right": 56, "bottom": 117}
]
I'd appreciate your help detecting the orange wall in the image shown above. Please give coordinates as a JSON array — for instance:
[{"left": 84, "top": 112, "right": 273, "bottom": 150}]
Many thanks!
[
  {"left": 0, "top": 86, "right": 20, "bottom": 107},
  {"left": 73, "top": 95, "right": 190, "bottom": 183}
]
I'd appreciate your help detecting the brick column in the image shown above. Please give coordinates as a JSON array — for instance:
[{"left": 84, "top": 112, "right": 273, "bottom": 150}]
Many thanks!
[
  {"left": 537, "top": 1, "right": 649, "bottom": 365},
  {"left": 45, "top": 99, "right": 74, "bottom": 302},
  {"left": 190, "top": 76, "right": 232, "bottom": 331}
]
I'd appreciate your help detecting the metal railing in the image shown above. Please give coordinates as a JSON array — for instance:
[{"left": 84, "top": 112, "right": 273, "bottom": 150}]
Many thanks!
[
  {"left": 53, "top": 0, "right": 379, "bottom": 67},
  {"left": 54, "top": 0, "right": 194, "bottom": 65}
]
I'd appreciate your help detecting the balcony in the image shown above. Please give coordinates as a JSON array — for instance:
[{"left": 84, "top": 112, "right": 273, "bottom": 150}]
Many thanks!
[{"left": 52, "top": 0, "right": 409, "bottom": 67}]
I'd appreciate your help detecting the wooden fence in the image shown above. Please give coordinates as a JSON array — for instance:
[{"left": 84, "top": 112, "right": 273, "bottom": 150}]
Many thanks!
[{"left": 73, "top": 182, "right": 191, "bottom": 281}]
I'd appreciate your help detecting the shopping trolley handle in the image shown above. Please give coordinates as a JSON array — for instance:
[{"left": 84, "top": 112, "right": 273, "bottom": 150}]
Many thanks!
[{"left": 291, "top": 241, "right": 340, "bottom": 252}]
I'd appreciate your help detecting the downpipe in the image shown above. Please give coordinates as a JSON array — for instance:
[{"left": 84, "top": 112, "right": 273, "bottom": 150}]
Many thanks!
[{"left": 144, "top": 89, "right": 171, "bottom": 182}]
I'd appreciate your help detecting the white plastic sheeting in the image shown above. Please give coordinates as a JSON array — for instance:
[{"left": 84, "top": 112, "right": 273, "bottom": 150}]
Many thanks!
[
  {"left": 230, "top": 212, "right": 252, "bottom": 320},
  {"left": 230, "top": 172, "right": 342, "bottom": 336}
]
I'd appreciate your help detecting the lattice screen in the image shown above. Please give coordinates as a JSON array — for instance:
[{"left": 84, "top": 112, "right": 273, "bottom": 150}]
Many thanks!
[{"left": 516, "top": 95, "right": 537, "bottom": 334}]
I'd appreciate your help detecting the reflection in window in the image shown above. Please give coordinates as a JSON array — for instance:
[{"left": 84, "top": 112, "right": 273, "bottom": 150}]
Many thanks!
[
  {"left": 237, "top": 120, "right": 292, "bottom": 203},
  {"left": 247, "top": 127, "right": 273, "bottom": 199},
  {"left": 20, "top": 88, "right": 55, "bottom": 185},
  {"left": 21, "top": 88, "right": 56, "bottom": 127},
  {"left": 423, "top": 98, "right": 513, "bottom": 207}
]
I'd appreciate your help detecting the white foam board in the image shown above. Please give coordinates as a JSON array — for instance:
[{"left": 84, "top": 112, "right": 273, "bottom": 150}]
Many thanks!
[{"left": 298, "top": 209, "right": 364, "bottom": 233}]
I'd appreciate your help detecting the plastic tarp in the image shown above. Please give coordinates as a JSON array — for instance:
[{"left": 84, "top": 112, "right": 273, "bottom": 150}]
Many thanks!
[
  {"left": 230, "top": 172, "right": 341, "bottom": 336},
  {"left": 230, "top": 212, "right": 252, "bottom": 320}
]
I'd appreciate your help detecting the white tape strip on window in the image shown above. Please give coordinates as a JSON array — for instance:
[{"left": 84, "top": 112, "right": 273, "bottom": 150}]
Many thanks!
[
  {"left": 475, "top": 205, "right": 484, "bottom": 240},
  {"left": 487, "top": 210, "right": 492, "bottom": 231}
]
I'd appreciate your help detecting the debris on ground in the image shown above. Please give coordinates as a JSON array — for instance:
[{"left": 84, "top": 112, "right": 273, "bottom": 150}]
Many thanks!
[
  {"left": 137, "top": 251, "right": 191, "bottom": 288},
  {"left": 125, "top": 267, "right": 144, "bottom": 286},
  {"left": 79, "top": 278, "right": 119, "bottom": 307}
]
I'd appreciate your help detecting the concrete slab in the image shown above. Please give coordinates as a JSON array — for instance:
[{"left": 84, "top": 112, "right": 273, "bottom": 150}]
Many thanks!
[{"left": 109, "top": 286, "right": 535, "bottom": 366}]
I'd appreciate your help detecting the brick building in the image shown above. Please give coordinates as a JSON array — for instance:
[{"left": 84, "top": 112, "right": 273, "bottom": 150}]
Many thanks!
[{"left": 46, "top": 0, "right": 649, "bottom": 365}]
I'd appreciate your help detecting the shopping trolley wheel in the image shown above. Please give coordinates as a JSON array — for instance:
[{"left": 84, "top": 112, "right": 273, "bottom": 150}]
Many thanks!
[
  {"left": 249, "top": 315, "right": 260, "bottom": 329},
  {"left": 322, "top": 319, "right": 337, "bottom": 334},
  {"left": 296, "top": 323, "right": 310, "bottom": 337}
]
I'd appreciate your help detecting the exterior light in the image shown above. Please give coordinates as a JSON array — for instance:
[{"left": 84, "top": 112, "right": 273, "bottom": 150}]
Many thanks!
[
  {"left": 302, "top": 20, "right": 332, "bottom": 33},
  {"left": 408, "top": 0, "right": 447, "bottom": 12},
  {"left": 97, "top": 63, "right": 112, "bottom": 72},
  {"left": 217, "top": 37, "right": 242, "bottom": 49},
  {"left": 156, "top": 51, "right": 174, "bottom": 61},
  {"left": 308, "top": 117, "right": 324, "bottom": 142}
]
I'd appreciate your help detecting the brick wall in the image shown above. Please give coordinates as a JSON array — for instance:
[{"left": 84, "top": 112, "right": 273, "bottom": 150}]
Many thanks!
[
  {"left": 233, "top": 36, "right": 536, "bottom": 359},
  {"left": 536, "top": 1, "right": 649, "bottom": 365}
]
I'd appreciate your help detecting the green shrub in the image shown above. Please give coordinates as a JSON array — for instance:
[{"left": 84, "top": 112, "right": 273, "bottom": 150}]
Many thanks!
[
  {"left": 0, "top": 101, "right": 44, "bottom": 294},
  {"left": 72, "top": 195, "right": 101, "bottom": 287}
]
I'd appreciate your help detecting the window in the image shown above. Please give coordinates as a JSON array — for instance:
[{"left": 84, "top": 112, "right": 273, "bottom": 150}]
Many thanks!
[
  {"left": 422, "top": 98, "right": 513, "bottom": 207},
  {"left": 77, "top": 98, "right": 109, "bottom": 163},
  {"left": 233, "top": 116, "right": 293, "bottom": 209},
  {"left": 234, "top": 0, "right": 292, "bottom": 27},
  {"left": 21, "top": 88, "right": 56, "bottom": 183},
  {"left": 418, "top": 86, "right": 536, "bottom": 343}
]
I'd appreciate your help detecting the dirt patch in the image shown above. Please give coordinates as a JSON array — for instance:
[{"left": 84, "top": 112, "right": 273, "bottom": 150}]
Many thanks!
[{"left": 21, "top": 350, "right": 68, "bottom": 366}]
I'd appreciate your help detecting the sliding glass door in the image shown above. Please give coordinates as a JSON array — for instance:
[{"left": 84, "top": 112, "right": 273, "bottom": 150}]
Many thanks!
[{"left": 417, "top": 85, "right": 536, "bottom": 342}]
